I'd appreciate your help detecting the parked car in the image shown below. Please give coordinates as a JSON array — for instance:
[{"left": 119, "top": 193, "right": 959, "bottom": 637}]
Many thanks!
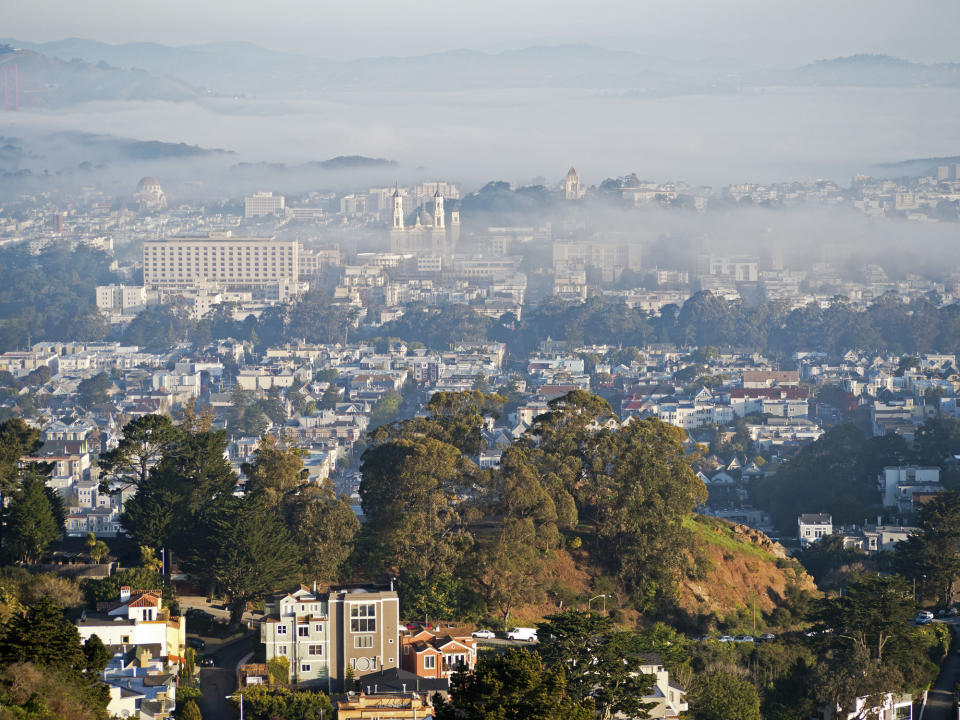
[
  {"left": 915, "top": 611, "right": 934, "bottom": 625},
  {"left": 734, "top": 635, "right": 755, "bottom": 643},
  {"left": 471, "top": 629, "right": 496, "bottom": 639},
  {"left": 506, "top": 627, "right": 538, "bottom": 642},
  {"left": 718, "top": 635, "right": 735, "bottom": 643},
  {"left": 803, "top": 629, "right": 818, "bottom": 637},
  {"left": 198, "top": 656, "right": 214, "bottom": 667},
  {"left": 187, "top": 637, "right": 206, "bottom": 650},
  {"left": 759, "top": 633, "right": 775, "bottom": 642}
]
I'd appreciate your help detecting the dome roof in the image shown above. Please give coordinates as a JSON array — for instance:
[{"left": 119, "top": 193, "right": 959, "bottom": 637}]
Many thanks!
[
  {"left": 137, "top": 177, "right": 161, "bottom": 190},
  {"left": 567, "top": 167, "right": 578, "bottom": 177}
]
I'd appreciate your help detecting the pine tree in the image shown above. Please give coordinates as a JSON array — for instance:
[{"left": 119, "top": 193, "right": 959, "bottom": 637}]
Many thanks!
[{"left": 1, "top": 473, "right": 61, "bottom": 564}]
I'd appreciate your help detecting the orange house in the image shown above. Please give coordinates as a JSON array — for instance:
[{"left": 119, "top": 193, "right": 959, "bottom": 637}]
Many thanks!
[{"left": 400, "top": 629, "right": 476, "bottom": 679}]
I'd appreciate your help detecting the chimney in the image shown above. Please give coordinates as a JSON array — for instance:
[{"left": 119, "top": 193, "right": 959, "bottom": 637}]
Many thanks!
[
  {"left": 312, "top": 580, "right": 317, "bottom": 594},
  {"left": 120, "top": 586, "right": 131, "bottom": 602}
]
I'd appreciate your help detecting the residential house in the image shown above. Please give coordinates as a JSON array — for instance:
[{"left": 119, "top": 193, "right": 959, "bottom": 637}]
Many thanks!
[
  {"left": 798, "top": 513, "right": 833, "bottom": 547},
  {"left": 261, "top": 584, "right": 400, "bottom": 692},
  {"left": 75, "top": 587, "right": 186, "bottom": 665},
  {"left": 400, "top": 628, "right": 476, "bottom": 680},
  {"left": 634, "top": 653, "right": 688, "bottom": 720},
  {"left": 100, "top": 648, "right": 177, "bottom": 720}
]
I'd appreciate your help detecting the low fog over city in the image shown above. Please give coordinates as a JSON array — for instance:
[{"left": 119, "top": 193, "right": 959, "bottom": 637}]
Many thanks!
[{"left": 3, "top": 2, "right": 960, "bottom": 720}]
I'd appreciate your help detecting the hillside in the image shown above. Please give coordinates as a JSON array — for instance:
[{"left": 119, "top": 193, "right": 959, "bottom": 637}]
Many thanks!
[
  {"left": 506, "top": 515, "right": 816, "bottom": 631},
  {"left": 681, "top": 515, "right": 817, "bottom": 623},
  {"left": 0, "top": 44, "right": 200, "bottom": 107}
]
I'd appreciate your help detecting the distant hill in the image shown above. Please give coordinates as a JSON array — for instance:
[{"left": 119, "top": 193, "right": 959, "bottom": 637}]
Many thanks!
[
  {"left": 0, "top": 43, "right": 201, "bottom": 107},
  {"left": 3, "top": 38, "right": 960, "bottom": 105},
  {"left": 873, "top": 154, "right": 960, "bottom": 178},
  {"left": 231, "top": 156, "right": 397, "bottom": 175},
  {"left": 0, "top": 37, "right": 742, "bottom": 96},
  {"left": 765, "top": 53, "right": 960, "bottom": 87}
]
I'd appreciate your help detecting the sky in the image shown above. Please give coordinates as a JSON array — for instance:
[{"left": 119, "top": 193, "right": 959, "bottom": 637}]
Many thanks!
[{"left": 6, "top": 0, "right": 960, "bottom": 63}]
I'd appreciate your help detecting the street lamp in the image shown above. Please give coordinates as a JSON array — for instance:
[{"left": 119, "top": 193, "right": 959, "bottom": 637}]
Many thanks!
[
  {"left": 226, "top": 692, "right": 243, "bottom": 720},
  {"left": 587, "top": 594, "right": 607, "bottom": 614}
]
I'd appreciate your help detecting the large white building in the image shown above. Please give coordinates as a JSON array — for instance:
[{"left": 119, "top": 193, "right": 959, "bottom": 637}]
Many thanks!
[
  {"left": 245, "top": 191, "right": 286, "bottom": 218},
  {"left": 143, "top": 231, "right": 299, "bottom": 292}
]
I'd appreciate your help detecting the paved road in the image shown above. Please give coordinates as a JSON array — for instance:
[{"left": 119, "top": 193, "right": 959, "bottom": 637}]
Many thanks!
[
  {"left": 196, "top": 633, "right": 255, "bottom": 720},
  {"left": 925, "top": 621, "right": 959, "bottom": 720}
]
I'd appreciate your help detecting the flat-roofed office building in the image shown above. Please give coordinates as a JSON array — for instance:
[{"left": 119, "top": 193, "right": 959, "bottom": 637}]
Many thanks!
[{"left": 143, "top": 231, "right": 299, "bottom": 291}]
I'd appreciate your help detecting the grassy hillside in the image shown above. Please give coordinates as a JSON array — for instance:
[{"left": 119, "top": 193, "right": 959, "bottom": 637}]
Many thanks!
[
  {"left": 503, "top": 515, "right": 817, "bottom": 633},
  {"left": 680, "top": 515, "right": 817, "bottom": 630}
]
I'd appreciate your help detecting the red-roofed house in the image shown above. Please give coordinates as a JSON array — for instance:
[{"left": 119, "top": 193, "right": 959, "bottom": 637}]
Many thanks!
[{"left": 400, "top": 629, "right": 476, "bottom": 679}]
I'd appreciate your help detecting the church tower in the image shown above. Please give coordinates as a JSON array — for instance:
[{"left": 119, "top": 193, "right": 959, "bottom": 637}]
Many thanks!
[
  {"left": 433, "top": 190, "right": 445, "bottom": 229},
  {"left": 392, "top": 189, "right": 405, "bottom": 230},
  {"left": 564, "top": 167, "right": 583, "bottom": 200}
]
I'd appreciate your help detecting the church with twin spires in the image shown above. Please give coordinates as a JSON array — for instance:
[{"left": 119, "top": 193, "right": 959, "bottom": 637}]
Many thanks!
[{"left": 389, "top": 188, "right": 460, "bottom": 256}]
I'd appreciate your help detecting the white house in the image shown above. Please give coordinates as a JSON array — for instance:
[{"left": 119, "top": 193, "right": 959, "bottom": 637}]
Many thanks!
[
  {"left": 76, "top": 587, "right": 186, "bottom": 665},
  {"left": 798, "top": 513, "right": 833, "bottom": 547}
]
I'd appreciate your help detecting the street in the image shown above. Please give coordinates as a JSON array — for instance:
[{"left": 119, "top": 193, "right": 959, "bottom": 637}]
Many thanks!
[
  {"left": 924, "top": 620, "right": 959, "bottom": 720},
  {"left": 196, "top": 634, "right": 256, "bottom": 720}
]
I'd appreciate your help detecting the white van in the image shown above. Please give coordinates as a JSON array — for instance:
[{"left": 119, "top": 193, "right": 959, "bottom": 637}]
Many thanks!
[{"left": 506, "top": 627, "right": 538, "bottom": 642}]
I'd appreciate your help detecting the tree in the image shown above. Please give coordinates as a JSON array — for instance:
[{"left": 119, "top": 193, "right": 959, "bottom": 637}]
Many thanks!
[
  {"left": 122, "top": 425, "right": 238, "bottom": 553},
  {"left": 0, "top": 597, "right": 87, "bottom": 673},
  {"left": 234, "top": 684, "right": 333, "bottom": 720},
  {"left": 434, "top": 648, "right": 594, "bottom": 720},
  {"left": 180, "top": 699, "right": 203, "bottom": 720},
  {"left": 85, "top": 532, "right": 110, "bottom": 564},
  {"left": 291, "top": 487, "right": 360, "bottom": 585},
  {"left": 894, "top": 492, "right": 960, "bottom": 604},
  {"left": 358, "top": 437, "right": 473, "bottom": 581},
  {"left": 0, "top": 417, "right": 42, "bottom": 492},
  {"left": 97, "top": 414, "right": 179, "bottom": 490},
  {"left": 474, "top": 518, "right": 549, "bottom": 628},
  {"left": 83, "top": 634, "right": 111, "bottom": 675},
  {"left": 820, "top": 574, "right": 914, "bottom": 665},
  {"left": 76, "top": 372, "right": 112, "bottom": 408},
  {"left": 187, "top": 498, "right": 301, "bottom": 624},
  {"left": 689, "top": 671, "right": 762, "bottom": 720},
  {"left": 369, "top": 391, "right": 402, "bottom": 429},
  {"left": 1, "top": 473, "right": 61, "bottom": 564},
  {"left": 535, "top": 611, "right": 654, "bottom": 720},
  {"left": 318, "top": 383, "right": 341, "bottom": 410},
  {"left": 242, "top": 434, "right": 307, "bottom": 509}
]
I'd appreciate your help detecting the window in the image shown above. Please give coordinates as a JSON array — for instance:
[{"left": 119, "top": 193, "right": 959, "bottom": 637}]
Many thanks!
[
  {"left": 314, "top": 623, "right": 323, "bottom": 633},
  {"left": 278, "top": 645, "right": 287, "bottom": 656},
  {"left": 121, "top": 635, "right": 130, "bottom": 644},
  {"left": 354, "top": 636, "right": 374, "bottom": 649},
  {"left": 301, "top": 664, "right": 311, "bottom": 673},
  {"left": 298, "top": 626, "right": 309, "bottom": 637},
  {"left": 276, "top": 625, "right": 287, "bottom": 636},
  {"left": 424, "top": 655, "right": 436, "bottom": 669},
  {"left": 350, "top": 604, "right": 376, "bottom": 632},
  {"left": 403, "top": 646, "right": 410, "bottom": 655},
  {"left": 308, "top": 645, "right": 323, "bottom": 656}
]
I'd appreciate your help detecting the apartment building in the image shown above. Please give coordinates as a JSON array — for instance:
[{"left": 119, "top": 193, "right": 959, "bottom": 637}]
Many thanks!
[
  {"left": 261, "top": 585, "right": 400, "bottom": 692},
  {"left": 143, "top": 232, "right": 299, "bottom": 291}
]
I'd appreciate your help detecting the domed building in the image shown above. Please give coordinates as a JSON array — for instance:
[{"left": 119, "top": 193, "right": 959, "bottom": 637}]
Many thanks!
[{"left": 135, "top": 177, "right": 167, "bottom": 211}]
